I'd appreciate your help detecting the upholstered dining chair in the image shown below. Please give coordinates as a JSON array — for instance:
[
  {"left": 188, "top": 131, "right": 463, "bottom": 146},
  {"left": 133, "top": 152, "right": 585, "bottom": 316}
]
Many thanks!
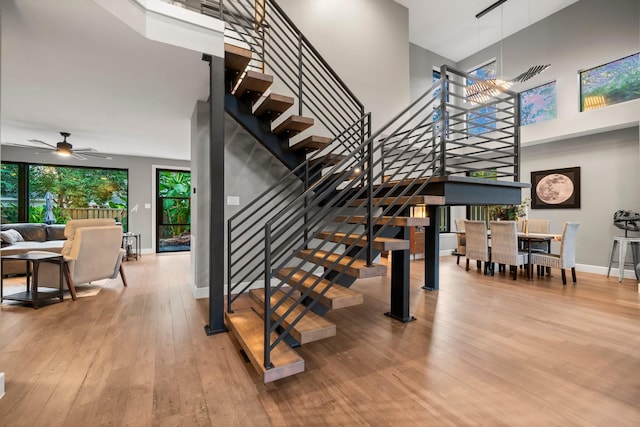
[
  {"left": 530, "top": 222, "right": 580, "bottom": 285},
  {"left": 489, "top": 221, "right": 529, "bottom": 280},
  {"left": 33, "top": 219, "right": 127, "bottom": 299},
  {"left": 518, "top": 218, "right": 551, "bottom": 252},
  {"left": 464, "top": 220, "right": 491, "bottom": 275},
  {"left": 454, "top": 219, "right": 466, "bottom": 265},
  {"left": 517, "top": 218, "right": 550, "bottom": 234}
]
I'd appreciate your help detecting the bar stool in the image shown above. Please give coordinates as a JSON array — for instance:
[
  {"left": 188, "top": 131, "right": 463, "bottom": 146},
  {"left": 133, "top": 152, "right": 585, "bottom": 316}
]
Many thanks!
[{"left": 607, "top": 236, "right": 640, "bottom": 282}]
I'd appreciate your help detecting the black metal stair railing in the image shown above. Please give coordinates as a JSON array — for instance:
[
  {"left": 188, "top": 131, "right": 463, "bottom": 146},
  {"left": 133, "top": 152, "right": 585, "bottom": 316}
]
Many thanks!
[
  {"left": 202, "top": 0, "right": 365, "bottom": 140},
  {"left": 226, "top": 115, "right": 370, "bottom": 309},
  {"left": 257, "top": 65, "right": 520, "bottom": 369}
]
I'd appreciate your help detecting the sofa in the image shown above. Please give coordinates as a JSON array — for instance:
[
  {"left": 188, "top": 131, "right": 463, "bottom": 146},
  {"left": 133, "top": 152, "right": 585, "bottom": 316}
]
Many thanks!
[{"left": 0, "top": 223, "right": 66, "bottom": 275}]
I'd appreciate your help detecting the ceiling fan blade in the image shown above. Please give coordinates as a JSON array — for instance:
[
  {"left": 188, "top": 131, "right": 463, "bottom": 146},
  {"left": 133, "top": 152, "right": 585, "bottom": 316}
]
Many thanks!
[
  {"left": 27, "top": 139, "right": 57, "bottom": 149},
  {"left": 75, "top": 151, "right": 113, "bottom": 160},
  {"left": 71, "top": 152, "right": 88, "bottom": 160},
  {"left": 71, "top": 147, "right": 98, "bottom": 152}
]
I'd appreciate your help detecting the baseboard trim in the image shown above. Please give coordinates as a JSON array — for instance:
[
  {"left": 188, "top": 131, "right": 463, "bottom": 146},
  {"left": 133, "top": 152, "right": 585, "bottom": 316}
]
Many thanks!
[
  {"left": 446, "top": 253, "right": 637, "bottom": 279},
  {"left": 191, "top": 279, "right": 277, "bottom": 299}
]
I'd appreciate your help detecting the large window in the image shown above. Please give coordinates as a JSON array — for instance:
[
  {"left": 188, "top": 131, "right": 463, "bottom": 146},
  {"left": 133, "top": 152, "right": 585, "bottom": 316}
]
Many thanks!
[
  {"left": 580, "top": 52, "right": 640, "bottom": 112},
  {"left": 1, "top": 162, "right": 128, "bottom": 228},
  {"left": 519, "top": 81, "right": 557, "bottom": 126},
  {"left": 467, "top": 61, "right": 497, "bottom": 135}
]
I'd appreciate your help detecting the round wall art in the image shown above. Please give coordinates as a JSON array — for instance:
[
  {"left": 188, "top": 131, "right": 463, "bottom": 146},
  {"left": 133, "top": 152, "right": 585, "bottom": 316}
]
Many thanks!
[{"left": 531, "top": 167, "right": 581, "bottom": 209}]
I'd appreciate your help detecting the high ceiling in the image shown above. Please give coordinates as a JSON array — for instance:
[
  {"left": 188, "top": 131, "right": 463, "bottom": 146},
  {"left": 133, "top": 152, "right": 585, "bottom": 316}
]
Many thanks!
[
  {"left": 1, "top": 0, "right": 578, "bottom": 161},
  {"left": 395, "top": 0, "right": 578, "bottom": 62},
  {"left": 1, "top": 0, "right": 209, "bottom": 161}
]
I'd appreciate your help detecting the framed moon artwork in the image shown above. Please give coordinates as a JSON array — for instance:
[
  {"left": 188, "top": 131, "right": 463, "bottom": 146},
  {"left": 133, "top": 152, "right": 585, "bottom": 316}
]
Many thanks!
[{"left": 530, "top": 167, "right": 581, "bottom": 209}]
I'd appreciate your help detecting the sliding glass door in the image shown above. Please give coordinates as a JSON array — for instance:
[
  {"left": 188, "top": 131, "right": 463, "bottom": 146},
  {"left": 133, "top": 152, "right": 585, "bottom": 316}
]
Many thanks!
[{"left": 156, "top": 169, "right": 191, "bottom": 253}]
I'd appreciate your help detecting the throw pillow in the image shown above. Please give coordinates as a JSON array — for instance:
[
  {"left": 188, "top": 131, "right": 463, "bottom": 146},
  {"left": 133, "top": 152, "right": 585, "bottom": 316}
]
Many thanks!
[{"left": 0, "top": 229, "right": 25, "bottom": 244}]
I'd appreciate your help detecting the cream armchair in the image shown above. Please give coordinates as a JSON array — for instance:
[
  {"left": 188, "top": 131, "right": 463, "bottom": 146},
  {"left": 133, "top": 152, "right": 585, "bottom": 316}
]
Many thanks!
[{"left": 36, "top": 219, "right": 128, "bottom": 299}]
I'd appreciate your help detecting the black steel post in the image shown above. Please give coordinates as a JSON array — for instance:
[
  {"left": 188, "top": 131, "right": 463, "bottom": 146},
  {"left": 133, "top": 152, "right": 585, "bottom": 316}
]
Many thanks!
[
  {"left": 264, "top": 224, "right": 273, "bottom": 369},
  {"left": 297, "top": 33, "right": 303, "bottom": 116},
  {"left": 204, "top": 54, "right": 227, "bottom": 336},
  {"left": 303, "top": 161, "right": 309, "bottom": 246},
  {"left": 423, "top": 204, "right": 441, "bottom": 291},
  {"left": 514, "top": 94, "right": 521, "bottom": 181},
  {"left": 227, "top": 218, "right": 232, "bottom": 313},
  {"left": 385, "top": 221, "right": 415, "bottom": 322},
  {"left": 366, "top": 136, "right": 374, "bottom": 266}
]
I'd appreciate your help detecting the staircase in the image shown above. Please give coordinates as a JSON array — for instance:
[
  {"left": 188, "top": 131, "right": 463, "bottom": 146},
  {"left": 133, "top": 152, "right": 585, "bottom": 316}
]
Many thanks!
[{"left": 204, "top": 0, "right": 524, "bottom": 383}]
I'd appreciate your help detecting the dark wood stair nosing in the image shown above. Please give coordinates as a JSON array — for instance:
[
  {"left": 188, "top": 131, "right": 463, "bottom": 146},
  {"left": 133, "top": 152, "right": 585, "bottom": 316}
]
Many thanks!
[
  {"left": 289, "top": 135, "right": 333, "bottom": 152},
  {"left": 253, "top": 93, "right": 295, "bottom": 120},
  {"left": 272, "top": 115, "right": 314, "bottom": 136},
  {"left": 234, "top": 70, "right": 274, "bottom": 102}
]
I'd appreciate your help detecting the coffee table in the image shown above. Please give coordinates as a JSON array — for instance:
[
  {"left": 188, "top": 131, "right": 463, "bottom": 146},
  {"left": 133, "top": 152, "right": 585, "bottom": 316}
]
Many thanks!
[{"left": 1, "top": 252, "right": 65, "bottom": 308}]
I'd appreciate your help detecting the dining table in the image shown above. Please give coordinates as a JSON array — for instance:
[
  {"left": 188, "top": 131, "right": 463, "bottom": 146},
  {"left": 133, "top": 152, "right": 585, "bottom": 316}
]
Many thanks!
[{"left": 517, "top": 232, "right": 562, "bottom": 278}]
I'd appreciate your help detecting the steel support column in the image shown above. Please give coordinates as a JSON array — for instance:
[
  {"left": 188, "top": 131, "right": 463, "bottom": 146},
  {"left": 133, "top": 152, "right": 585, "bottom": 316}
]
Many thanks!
[
  {"left": 205, "top": 54, "right": 227, "bottom": 335},
  {"left": 385, "top": 223, "right": 415, "bottom": 322},
  {"left": 423, "top": 205, "right": 440, "bottom": 291}
]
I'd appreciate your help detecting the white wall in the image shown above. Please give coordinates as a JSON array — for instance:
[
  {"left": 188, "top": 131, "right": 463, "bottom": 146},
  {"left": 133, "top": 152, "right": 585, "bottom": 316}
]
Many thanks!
[
  {"left": 522, "top": 127, "right": 639, "bottom": 273},
  {"left": 409, "top": 43, "right": 456, "bottom": 102},
  {"left": 276, "top": 0, "right": 410, "bottom": 130},
  {"left": 457, "top": 0, "right": 639, "bottom": 146},
  {"left": 190, "top": 102, "right": 302, "bottom": 296}
]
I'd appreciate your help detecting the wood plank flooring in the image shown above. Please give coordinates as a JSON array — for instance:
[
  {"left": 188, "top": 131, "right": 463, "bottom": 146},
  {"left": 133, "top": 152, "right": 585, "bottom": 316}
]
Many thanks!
[{"left": 1, "top": 253, "right": 639, "bottom": 426}]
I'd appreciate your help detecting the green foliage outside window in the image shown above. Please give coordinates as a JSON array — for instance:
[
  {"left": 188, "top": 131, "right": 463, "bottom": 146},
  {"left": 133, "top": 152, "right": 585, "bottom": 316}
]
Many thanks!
[
  {"left": 1, "top": 162, "right": 128, "bottom": 226},
  {"left": 29, "top": 165, "right": 128, "bottom": 209},
  {"left": 158, "top": 170, "right": 191, "bottom": 227}
]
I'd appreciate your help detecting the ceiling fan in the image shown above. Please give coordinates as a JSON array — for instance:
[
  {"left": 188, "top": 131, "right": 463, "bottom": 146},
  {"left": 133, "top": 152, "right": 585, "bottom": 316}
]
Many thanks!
[{"left": 6, "top": 132, "right": 112, "bottom": 160}]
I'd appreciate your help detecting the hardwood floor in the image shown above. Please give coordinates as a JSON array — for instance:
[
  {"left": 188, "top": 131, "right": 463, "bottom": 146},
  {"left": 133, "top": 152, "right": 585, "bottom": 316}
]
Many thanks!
[{"left": 1, "top": 253, "right": 639, "bottom": 426}]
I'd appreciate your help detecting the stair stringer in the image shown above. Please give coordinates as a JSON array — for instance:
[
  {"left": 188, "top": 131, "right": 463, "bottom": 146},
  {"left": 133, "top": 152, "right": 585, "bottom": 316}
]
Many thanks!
[{"left": 224, "top": 92, "right": 305, "bottom": 171}]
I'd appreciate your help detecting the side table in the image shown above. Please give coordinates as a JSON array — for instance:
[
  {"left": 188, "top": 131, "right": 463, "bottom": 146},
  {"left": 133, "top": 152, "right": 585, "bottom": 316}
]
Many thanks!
[
  {"left": 1, "top": 253, "right": 65, "bottom": 308},
  {"left": 122, "top": 232, "right": 141, "bottom": 261}
]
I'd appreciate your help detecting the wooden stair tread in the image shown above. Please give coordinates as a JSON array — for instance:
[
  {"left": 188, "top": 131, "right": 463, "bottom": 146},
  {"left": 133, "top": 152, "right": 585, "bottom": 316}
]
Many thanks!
[
  {"left": 347, "top": 195, "right": 445, "bottom": 207},
  {"left": 225, "top": 309, "right": 304, "bottom": 383},
  {"left": 316, "top": 231, "right": 409, "bottom": 251},
  {"left": 272, "top": 115, "right": 314, "bottom": 136},
  {"left": 290, "top": 135, "right": 333, "bottom": 152},
  {"left": 376, "top": 176, "right": 431, "bottom": 189},
  {"left": 224, "top": 43, "right": 252, "bottom": 72},
  {"left": 324, "top": 171, "right": 361, "bottom": 182},
  {"left": 296, "top": 249, "right": 387, "bottom": 279},
  {"left": 234, "top": 70, "right": 273, "bottom": 101},
  {"left": 276, "top": 268, "right": 363, "bottom": 310},
  {"left": 250, "top": 289, "right": 336, "bottom": 344},
  {"left": 334, "top": 215, "right": 430, "bottom": 227},
  {"left": 253, "top": 93, "right": 294, "bottom": 120},
  {"left": 309, "top": 154, "right": 347, "bottom": 168}
]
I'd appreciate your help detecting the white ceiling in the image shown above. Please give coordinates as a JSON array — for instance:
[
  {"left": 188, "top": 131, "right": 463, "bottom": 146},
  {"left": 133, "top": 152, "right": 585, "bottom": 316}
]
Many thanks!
[
  {"left": 1, "top": 0, "right": 209, "bottom": 161},
  {"left": 1, "top": 0, "right": 578, "bottom": 161},
  {"left": 395, "top": 0, "right": 578, "bottom": 62}
]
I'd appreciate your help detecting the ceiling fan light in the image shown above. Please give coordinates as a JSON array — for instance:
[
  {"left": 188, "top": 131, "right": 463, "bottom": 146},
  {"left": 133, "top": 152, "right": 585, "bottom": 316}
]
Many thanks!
[{"left": 56, "top": 141, "right": 73, "bottom": 157}]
